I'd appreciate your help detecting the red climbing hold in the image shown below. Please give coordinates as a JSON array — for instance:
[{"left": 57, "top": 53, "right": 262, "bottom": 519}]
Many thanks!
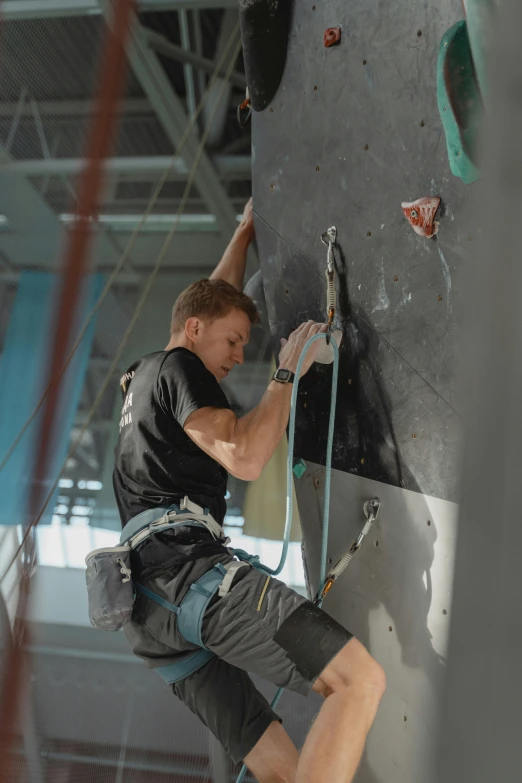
[
  {"left": 324, "top": 28, "right": 341, "bottom": 48},
  {"left": 401, "top": 196, "right": 441, "bottom": 238}
]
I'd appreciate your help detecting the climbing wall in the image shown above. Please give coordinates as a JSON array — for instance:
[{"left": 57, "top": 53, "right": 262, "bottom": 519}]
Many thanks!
[{"left": 250, "top": 2, "right": 470, "bottom": 781}]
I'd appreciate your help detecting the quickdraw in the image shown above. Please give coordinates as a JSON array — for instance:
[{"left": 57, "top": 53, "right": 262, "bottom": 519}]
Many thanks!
[
  {"left": 321, "top": 225, "right": 337, "bottom": 344},
  {"left": 237, "top": 88, "right": 252, "bottom": 127},
  {"left": 316, "top": 497, "right": 381, "bottom": 602}
]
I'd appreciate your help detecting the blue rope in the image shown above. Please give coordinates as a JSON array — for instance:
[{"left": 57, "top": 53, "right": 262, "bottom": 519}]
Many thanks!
[{"left": 235, "top": 333, "right": 339, "bottom": 783}]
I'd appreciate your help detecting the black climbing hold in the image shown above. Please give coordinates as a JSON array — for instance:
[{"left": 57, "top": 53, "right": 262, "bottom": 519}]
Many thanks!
[{"left": 239, "top": 0, "right": 293, "bottom": 112}]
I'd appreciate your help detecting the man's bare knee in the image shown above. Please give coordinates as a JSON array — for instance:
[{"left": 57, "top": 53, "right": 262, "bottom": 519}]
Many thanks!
[{"left": 312, "top": 638, "right": 386, "bottom": 698}]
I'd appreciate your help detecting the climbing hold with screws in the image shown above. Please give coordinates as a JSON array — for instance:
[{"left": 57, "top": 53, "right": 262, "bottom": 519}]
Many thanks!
[{"left": 401, "top": 196, "right": 441, "bottom": 238}]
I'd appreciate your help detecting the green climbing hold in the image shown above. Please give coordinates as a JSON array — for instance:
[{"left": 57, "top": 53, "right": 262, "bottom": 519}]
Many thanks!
[
  {"left": 292, "top": 459, "right": 307, "bottom": 479},
  {"left": 437, "top": 20, "right": 483, "bottom": 185},
  {"left": 463, "top": 0, "right": 496, "bottom": 102}
]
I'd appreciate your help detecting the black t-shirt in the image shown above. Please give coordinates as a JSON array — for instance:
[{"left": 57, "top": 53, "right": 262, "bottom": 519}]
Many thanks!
[{"left": 113, "top": 347, "right": 231, "bottom": 528}]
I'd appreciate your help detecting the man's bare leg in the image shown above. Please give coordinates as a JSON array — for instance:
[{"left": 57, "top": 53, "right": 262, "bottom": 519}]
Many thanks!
[
  {"left": 242, "top": 639, "right": 384, "bottom": 783},
  {"left": 243, "top": 720, "right": 299, "bottom": 783},
  {"left": 296, "top": 638, "right": 385, "bottom": 783}
]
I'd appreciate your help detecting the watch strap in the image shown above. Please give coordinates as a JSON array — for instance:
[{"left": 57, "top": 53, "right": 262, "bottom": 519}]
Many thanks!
[{"left": 272, "top": 368, "right": 295, "bottom": 384}]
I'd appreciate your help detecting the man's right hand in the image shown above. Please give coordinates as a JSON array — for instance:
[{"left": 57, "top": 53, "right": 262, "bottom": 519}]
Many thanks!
[{"left": 278, "top": 321, "right": 328, "bottom": 377}]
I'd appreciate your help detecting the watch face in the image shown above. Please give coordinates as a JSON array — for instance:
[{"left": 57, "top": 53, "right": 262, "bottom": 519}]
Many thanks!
[{"left": 278, "top": 369, "right": 291, "bottom": 381}]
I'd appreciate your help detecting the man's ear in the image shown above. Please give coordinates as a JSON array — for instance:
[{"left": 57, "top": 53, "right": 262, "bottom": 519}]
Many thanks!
[{"left": 185, "top": 317, "right": 201, "bottom": 343}]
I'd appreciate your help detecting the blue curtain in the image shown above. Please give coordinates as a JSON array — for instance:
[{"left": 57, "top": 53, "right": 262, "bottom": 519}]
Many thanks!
[{"left": 0, "top": 272, "right": 103, "bottom": 526}]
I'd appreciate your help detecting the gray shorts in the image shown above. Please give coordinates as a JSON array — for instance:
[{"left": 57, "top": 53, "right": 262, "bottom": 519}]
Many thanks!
[{"left": 124, "top": 548, "right": 353, "bottom": 764}]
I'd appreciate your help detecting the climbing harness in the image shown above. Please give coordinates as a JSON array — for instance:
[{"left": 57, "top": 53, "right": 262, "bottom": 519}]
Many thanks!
[
  {"left": 86, "top": 497, "right": 252, "bottom": 682},
  {"left": 120, "top": 497, "right": 225, "bottom": 549},
  {"left": 321, "top": 225, "right": 337, "bottom": 344},
  {"left": 135, "top": 565, "right": 232, "bottom": 683},
  {"left": 317, "top": 497, "right": 381, "bottom": 602}
]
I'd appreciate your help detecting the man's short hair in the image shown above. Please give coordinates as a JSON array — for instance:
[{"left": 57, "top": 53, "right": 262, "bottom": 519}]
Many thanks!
[{"left": 170, "top": 278, "right": 260, "bottom": 336}]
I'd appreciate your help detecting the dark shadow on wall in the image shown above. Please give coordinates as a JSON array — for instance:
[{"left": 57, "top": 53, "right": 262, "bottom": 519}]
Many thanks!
[{"left": 291, "top": 240, "right": 419, "bottom": 495}]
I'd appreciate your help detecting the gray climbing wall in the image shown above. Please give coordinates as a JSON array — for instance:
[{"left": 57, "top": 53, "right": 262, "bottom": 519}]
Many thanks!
[{"left": 251, "top": 2, "right": 470, "bottom": 781}]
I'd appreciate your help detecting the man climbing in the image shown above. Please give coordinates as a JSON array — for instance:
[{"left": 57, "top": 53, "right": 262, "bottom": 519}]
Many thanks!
[{"left": 114, "top": 199, "right": 385, "bottom": 783}]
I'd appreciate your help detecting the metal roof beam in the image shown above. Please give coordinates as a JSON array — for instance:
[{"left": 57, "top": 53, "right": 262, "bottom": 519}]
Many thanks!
[
  {"left": 145, "top": 28, "right": 247, "bottom": 90},
  {"left": 201, "top": 8, "right": 238, "bottom": 147},
  {"left": 0, "top": 147, "right": 68, "bottom": 265},
  {"left": 0, "top": 154, "right": 251, "bottom": 180},
  {"left": 0, "top": 98, "right": 151, "bottom": 119},
  {"left": 118, "top": 9, "right": 239, "bottom": 235},
  {"left": 178, "top": 9, "right": 197, "bottom": 117},
  {"left": 0, "top": 145, "right": 134, "bottom": 267},
  {"left": 2, "top": 0, "right": 236, "bottom": 20},
  {"left": 0, "top": 230, "right": 230, "bottom": 274}
]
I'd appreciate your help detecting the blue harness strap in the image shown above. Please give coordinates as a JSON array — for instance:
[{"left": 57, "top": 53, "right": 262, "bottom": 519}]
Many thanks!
[
  {"left": 125, "top": 506, "right": 266, "bottom": 689},
  {"left": 154, "top": 648, "right": 215, "bottom": 685},
  {"left": 134, "top": 582, "right": 181, "bottom": 615},
  {"left": 134, "top": 563, "right": 227, "bottom": 648},
  {"left": 133, "top": 563, "right": 228, "bottom": 682},
  {"left": 120, "top": 502, "right": 215, "bottom": 548},
  {"left": 176, "top": 563, "right": 227, "bottom": 647}
]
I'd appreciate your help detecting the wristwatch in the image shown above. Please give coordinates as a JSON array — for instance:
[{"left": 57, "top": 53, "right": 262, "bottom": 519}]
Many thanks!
[{"left": 272, "top": 367, "right": 295, "bottom": 384}]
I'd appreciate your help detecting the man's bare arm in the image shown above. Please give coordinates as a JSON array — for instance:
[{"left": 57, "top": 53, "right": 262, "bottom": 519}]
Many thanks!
[
  {"left": 209, "top": 198, "right": 255, "bottom": 291},
  {"left": 183, "top": 321, "right": 328, "bottom": 480},
  {"left": 184, "top": 380, "right": 292, "bottom": 481}
]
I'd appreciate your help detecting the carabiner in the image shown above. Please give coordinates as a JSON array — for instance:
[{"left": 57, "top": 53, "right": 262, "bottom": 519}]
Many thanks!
[{"left": 237, "top": 97, "right": 252, "bottom": 127}]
